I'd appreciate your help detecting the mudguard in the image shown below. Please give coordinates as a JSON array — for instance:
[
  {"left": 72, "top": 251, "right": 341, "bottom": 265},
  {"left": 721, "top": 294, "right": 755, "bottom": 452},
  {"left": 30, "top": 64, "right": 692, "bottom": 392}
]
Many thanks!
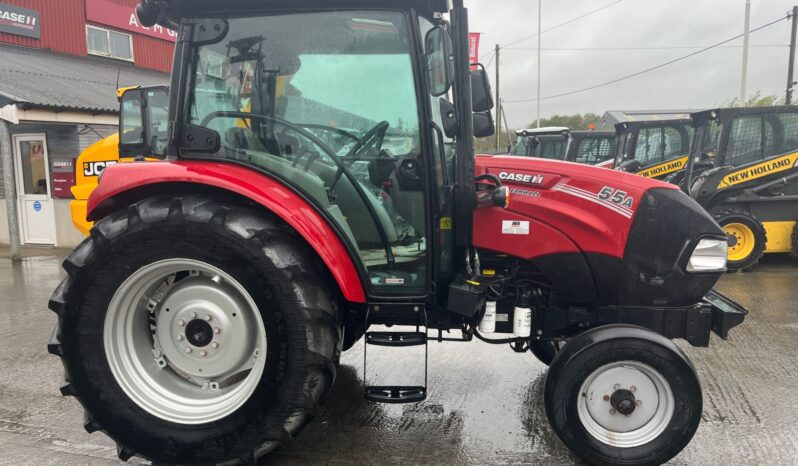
[{"left": 87, "top": 160, "right": 367, "bottom": 303}]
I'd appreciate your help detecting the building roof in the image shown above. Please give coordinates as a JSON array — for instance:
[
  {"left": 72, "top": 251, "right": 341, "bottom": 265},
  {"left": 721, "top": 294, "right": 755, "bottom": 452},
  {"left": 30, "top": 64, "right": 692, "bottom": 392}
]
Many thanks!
[{"left": 0, "top": 43, "right": 169, "bottom": 114}]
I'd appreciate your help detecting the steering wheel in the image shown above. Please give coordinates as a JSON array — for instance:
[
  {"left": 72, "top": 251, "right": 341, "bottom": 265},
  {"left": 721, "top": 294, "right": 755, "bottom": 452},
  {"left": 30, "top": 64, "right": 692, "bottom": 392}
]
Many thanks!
[
  {"left": 200, "top": 111, "right": 356, "bottom": 189},
  {"left": 345, "top": 121, "right": 390, "bottom": 160}
]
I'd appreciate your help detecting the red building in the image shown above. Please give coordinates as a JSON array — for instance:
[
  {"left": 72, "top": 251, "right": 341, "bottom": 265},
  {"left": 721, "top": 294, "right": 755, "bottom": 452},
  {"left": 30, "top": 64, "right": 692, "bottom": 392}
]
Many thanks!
[
  {"left": 0, "top": 0, "right": 174, "bottom": 72},
  {"left": 0, "top": 0, "right": 174, "bottom": 248}
]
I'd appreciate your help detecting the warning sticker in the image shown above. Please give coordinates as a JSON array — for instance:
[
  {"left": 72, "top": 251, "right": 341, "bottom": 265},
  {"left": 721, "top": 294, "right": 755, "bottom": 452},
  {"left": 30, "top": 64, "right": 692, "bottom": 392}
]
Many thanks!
[{"left": 501, "top": 220, "right": 530, "bottom": 235}]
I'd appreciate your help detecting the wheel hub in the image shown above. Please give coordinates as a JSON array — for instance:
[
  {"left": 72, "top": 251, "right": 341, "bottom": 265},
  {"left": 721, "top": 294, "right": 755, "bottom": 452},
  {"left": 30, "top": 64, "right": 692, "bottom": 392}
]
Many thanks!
[
  {"left": 104, "top": 259, "right": 267, "bottom": 424},
  {"left": 186, "top": 319, "right": 214, "bottom": 347},
  {"left": 577, "top": 361, "right": 674, "bottom": 448},
  {"left": 610, "top": 388, "right": 636, "bottom": 415}
]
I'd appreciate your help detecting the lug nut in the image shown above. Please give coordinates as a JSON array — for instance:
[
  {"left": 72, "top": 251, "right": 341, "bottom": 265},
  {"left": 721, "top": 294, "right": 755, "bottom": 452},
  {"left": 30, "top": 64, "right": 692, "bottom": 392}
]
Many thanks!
[
  {"left": 200, "top": 350, "right": 207, "bottom": 357},
  {"left": 636, "top": 400, "right": 642, "bottom": 406},
  {"left": 191, "top": 312, "right": 197, "bottom": 318},
  {"left": 613, "top": 384, "right": 620, "bottom": 390},
  {"left": 214, "top": 327, "right": 221, "bottom": 334},
  {"left": 630, "top": 386, "right": 637, "bottom": 393},
  {"left": 205, "top": 315, "right": 212, "bottom": 322},
  {"left": 603, "top": 395, "right": 610, "bottom": 401},
  {"left": 211, "top": 342, "right": 219, "bottom": 349},
  {"left": 185, "top": 347, "right": 192, "bottom": 353},
  {"left": 178, "top": 319, "right": 185, "bottom": 327},
  {"left": 609, "top": 409, "right": 616, "bottom": 415},
  {"left": 177, "top": 334, "right": 184, "bottom": 341}
]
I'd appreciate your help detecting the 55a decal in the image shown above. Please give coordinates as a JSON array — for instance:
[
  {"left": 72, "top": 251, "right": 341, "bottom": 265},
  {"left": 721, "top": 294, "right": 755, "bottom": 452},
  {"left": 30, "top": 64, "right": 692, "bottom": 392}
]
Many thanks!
[{"left": 598, "top": 187, "right": 634, "bottom": 209}]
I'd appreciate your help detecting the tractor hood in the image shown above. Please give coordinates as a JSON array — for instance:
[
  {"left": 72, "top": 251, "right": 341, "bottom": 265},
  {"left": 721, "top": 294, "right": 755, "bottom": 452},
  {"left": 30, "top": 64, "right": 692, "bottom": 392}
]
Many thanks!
[{"left": 473, "top": 155, "right": 726, "bottom": 307}]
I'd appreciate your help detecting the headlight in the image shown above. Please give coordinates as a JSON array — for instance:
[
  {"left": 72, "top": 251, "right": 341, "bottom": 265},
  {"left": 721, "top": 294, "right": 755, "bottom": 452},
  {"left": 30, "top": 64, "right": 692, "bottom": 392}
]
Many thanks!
[{"left": 686, "top": 238, "right": 727, "bottom": 273}]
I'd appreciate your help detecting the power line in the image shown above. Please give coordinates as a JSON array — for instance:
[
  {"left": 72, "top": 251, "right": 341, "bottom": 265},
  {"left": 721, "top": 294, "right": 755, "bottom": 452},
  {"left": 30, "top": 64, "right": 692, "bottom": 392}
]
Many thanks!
[
  {"left": 502, "top": 0, "right": 625, "bottom": 49},
  {"left": 503, "top": 44, "right": 789, "bottom": 51},
  {"left": 504, "top": 15, "right": 790, "bottom": 104},
  {"left": 478, "top": 0, "right": 625, "bottom": 60}
]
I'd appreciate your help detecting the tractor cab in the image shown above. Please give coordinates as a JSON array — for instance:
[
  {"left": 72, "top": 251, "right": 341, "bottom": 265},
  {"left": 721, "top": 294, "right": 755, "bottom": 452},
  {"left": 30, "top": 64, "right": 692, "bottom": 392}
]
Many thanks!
[
  {"left": 611, "top": 116, "right": 694, "bottom": 180},
  {"left": 685, "top": 106, "right": 798, "bottom": 269}
]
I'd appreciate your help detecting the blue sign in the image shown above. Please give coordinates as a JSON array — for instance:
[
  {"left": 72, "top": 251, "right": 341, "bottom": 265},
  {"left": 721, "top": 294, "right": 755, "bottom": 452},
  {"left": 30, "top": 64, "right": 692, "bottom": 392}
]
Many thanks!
[{"left": 33, "top": 201, "right": 42, "bottom": 212}]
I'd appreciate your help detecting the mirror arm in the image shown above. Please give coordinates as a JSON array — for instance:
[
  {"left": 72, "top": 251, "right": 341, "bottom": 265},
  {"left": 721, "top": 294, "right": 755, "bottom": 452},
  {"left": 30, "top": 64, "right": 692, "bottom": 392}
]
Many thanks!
[{"left": 430, "top": 122, "right": 450, "bottom": 187}]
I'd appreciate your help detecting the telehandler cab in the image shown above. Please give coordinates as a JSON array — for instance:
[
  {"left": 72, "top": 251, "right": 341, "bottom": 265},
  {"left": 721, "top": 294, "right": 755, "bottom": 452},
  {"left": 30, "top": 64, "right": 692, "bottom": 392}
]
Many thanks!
[
  {"left": 49, "top": 1, "right": 747, "bottom": 465},
  {"left": 612, "top": 117, "right": 694, "bottom": 181},
  {"left": 686, "top": 106, "right": 798, "bottom": 270}
]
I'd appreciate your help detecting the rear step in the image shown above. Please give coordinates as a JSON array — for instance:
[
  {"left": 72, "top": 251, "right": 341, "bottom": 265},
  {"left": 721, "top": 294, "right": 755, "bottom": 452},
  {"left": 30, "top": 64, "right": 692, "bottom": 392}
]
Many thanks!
[
  {"left": 364, "top": 386, "right": 427, "bottom": 403},
  {"left": 363, "top": 310, "right": 428, "bottom": 404},
  {"left": 366, "top": 331, "right": 427, "bottom": 347}
]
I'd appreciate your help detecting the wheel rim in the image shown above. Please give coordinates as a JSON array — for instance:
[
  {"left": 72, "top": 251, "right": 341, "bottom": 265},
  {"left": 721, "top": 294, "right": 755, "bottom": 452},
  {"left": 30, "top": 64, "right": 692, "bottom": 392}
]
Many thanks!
[
  {"left": 104, "top": 258, "right": 267, "bottom": 424},
  {"left": 724, "top": 222, "right": 756, "bottom": 262},
  {"left": 577, "top": 361, "right": 674, "bottom": 448}
]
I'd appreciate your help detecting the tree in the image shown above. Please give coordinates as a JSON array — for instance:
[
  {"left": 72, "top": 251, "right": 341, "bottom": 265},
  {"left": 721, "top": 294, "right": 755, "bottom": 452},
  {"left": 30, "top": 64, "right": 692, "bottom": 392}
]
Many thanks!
[{"left": 721, "top": 91, "right": 782, "bottom": 108}]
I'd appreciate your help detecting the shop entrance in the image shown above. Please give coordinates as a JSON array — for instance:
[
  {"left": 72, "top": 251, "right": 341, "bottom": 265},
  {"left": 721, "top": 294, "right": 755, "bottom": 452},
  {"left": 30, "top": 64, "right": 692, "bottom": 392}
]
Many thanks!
[{"left": 13, "top": 134, "right": 56, "bottom": 245}]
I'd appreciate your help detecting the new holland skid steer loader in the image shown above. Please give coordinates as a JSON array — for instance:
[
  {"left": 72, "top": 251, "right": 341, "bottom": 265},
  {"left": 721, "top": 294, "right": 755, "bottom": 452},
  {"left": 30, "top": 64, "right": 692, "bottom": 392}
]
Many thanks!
[
  {"left": 685, "top": 106, "right": 798, "bottom": 270},
  {"left": 612, "top": 117, "right": 694, "bottom": 180},
  {"left": 48, "top": 1, "right": 747, "bottom": 465},
  {"left": 513, "top": 127, "right": 616, "bottom": 166}
]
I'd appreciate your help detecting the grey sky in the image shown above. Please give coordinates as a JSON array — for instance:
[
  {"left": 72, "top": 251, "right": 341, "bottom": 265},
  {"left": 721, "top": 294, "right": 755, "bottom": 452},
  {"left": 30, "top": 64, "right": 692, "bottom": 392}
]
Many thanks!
[{"left": 467, "top": 0, "right": 796, "bottom": 128}]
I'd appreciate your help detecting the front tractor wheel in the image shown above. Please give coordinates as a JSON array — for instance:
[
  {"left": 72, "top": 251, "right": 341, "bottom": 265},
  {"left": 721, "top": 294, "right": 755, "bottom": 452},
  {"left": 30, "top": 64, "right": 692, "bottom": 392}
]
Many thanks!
[
  {"left": 47, "top": 196, "right": 341, "bottom": 465},
  {"left": 544, "top": 325, "right": 702, "bottom": 466}
]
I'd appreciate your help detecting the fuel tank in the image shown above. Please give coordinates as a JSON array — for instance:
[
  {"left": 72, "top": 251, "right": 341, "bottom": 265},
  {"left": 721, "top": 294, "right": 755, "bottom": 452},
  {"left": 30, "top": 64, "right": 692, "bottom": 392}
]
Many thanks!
[{"left": 473, "top": 156, "right": 725, "bottom": 308}]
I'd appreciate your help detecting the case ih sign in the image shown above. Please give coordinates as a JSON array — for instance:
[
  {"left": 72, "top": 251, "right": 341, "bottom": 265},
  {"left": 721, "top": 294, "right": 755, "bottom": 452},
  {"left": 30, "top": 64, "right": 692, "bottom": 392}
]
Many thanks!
[
  {"left": 0, "top": 3, "right": 40, "bottom": 39},
  {"left": 85, "top": 0, "right": 176, "bottom": 43}
]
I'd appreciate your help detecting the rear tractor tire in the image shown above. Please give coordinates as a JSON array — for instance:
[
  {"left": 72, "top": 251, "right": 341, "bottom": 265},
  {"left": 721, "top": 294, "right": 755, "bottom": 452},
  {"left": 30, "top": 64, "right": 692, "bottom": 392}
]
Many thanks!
[
  {"left": 47, "top": 195, "right": 341, "bottom": 465},
  {"left": 711, "top": 208, "right": 767, "bottom": 272},
  {"left": 544, "top": 325, "right": 702, "bottom": 466}
]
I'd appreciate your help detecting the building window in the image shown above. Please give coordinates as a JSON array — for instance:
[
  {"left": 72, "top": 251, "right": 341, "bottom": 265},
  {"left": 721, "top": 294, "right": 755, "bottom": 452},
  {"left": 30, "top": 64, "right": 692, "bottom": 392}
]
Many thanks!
[{"left": 86, "top": 25, "right": 133, "bottom": 61}]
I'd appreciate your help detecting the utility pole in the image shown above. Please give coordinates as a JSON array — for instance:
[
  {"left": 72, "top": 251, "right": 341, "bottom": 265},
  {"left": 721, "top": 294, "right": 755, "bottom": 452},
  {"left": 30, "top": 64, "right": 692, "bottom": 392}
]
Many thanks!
[
  {"left": 740, "top": 0, "right": 751, "bottom": 103},
  {"left": 787, "top": 5, "right": 798, "bottom": 105},
  {"left": 0, "top": 119, "right": 20, "bottom": 261},
  {"left": 494, "top": 44, "right": 501, "bottom": 152},
  {"left": 501, "top": 103, "right": 513, "bottom": 152},
  {"left": 537, "top": 0, "right": 542, "bottom": 128}
]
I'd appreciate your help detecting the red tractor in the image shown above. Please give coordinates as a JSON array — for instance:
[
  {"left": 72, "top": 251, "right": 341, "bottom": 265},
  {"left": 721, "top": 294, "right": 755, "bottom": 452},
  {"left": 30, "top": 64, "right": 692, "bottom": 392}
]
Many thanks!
[{"left": 48, "top": 1, "right": 747, "bottom": 465}]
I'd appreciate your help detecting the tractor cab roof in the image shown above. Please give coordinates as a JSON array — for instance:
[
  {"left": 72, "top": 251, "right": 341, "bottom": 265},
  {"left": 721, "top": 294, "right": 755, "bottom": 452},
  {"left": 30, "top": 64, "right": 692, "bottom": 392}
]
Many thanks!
[{"left": 141, "top": 0, "right": 450, "bottom": 22}]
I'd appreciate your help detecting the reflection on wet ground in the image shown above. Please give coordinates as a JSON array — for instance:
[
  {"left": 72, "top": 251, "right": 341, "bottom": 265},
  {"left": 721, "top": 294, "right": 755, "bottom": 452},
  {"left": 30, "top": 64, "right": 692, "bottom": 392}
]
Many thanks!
[{"left": 0, "top": 253, "right": 795, "bottom": 465}]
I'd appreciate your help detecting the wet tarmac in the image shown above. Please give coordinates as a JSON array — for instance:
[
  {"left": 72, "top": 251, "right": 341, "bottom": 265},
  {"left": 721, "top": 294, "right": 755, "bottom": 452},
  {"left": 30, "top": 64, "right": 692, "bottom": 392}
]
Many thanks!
[{"left": 0, "top": 251, "right": 796, "bottom": 465}]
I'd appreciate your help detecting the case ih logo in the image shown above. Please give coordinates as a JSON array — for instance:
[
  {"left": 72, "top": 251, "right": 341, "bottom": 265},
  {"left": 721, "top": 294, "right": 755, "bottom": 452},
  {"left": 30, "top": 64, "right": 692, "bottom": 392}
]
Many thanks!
[
  {"left": 0, "top": 3, "right": 40, "bottom": 39},
  {"left": 498, "top": 172, "right": 544, "bottom": 185}
]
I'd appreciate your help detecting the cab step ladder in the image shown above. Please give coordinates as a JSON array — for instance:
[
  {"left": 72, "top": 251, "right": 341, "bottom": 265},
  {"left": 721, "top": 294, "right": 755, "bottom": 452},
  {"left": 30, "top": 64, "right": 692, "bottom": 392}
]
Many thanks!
[{"left": 363, "top": 309, "right": 428, "bottom": 404}]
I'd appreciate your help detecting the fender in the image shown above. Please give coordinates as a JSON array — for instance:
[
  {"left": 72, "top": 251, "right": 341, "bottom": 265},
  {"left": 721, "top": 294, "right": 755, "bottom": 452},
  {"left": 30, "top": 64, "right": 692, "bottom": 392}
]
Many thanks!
[{"left": 87, "top": 160, "right": 367, "bottom": 303}]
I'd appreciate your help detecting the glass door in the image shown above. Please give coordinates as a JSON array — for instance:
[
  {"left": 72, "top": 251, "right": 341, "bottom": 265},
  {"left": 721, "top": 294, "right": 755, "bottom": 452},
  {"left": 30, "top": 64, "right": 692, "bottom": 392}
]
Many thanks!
[{"left": 13, "top": 134, "right": 56, "bottom": 245}]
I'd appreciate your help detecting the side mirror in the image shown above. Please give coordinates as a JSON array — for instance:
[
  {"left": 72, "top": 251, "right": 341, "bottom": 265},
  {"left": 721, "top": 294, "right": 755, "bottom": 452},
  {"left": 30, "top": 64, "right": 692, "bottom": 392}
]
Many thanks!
[
  {"left": 119, "top": 86, "right": 170, "bottom": 158},
  {"left": 470, "top": 65, "right": 494, "bottom": 112},
  {"left": 425, "top": 26, "right": 454, "bottom": 97},
  {"left": 439, "top": 98, "right": 458, "bottom": 139},
  {"left": 473, "top": 111, "right": 495, "bottom": 138}
]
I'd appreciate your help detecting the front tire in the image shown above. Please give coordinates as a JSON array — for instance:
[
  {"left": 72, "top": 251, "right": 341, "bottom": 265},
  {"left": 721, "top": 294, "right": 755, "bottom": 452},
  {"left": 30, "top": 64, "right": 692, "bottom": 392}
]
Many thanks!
[
  {"left": 712, "top": 208, "right": 767, "bottom": 271},
  {"left": 544, "top": 325, "right": 702, "bottom": 466},
  {"left": 47, "top": 195, "right": 341, "bottom": 464}
]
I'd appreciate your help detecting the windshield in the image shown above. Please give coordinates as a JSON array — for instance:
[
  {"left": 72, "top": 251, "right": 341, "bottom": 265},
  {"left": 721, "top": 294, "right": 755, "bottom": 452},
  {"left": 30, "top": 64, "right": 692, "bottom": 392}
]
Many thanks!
[
  {"left": 188, "top": 11, "right": 427, "bottom": 295},
  {"left": 633, "top": 125, "right": 693, "bottom": 165}
]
